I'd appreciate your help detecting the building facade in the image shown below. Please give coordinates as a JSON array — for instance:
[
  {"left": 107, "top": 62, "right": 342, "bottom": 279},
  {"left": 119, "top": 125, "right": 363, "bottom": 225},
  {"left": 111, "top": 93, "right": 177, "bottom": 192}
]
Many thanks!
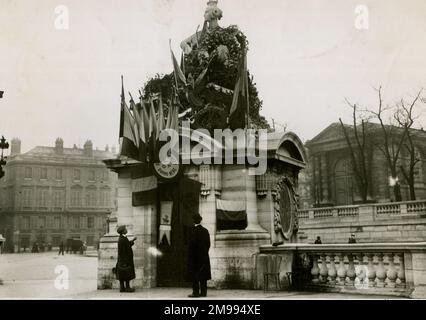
[
  {"left": 0, "top": 138, "right": 117, "bottom": 252},
  {"left": 299, "top": 123, "right": 426, "bottom": 208}
]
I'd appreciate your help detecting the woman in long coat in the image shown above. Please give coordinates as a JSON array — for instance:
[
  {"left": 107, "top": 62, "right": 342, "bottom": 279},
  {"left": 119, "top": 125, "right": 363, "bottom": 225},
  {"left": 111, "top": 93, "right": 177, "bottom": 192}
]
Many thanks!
[
  {"left": 116, "top": 225, "right": 137, "bottom": 292},
  {"left": 187, "top": 214, "right": 211, "bottom": 297}
]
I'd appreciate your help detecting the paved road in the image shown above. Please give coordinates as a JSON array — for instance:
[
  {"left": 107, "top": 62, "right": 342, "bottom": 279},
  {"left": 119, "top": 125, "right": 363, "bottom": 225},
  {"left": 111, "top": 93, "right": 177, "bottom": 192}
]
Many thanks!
[{"left": 0, "top": 252, "right": 404, "bottom": 300}]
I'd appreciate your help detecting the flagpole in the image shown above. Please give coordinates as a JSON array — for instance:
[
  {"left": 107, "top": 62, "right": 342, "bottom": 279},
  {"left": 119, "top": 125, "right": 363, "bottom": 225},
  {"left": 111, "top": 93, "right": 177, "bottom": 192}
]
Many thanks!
[
  {"left": 169, "top": 39, "right": 179, "bottom": 90},
  {"left": 244, "top": 52, "right": 250, "bottom": 130}
]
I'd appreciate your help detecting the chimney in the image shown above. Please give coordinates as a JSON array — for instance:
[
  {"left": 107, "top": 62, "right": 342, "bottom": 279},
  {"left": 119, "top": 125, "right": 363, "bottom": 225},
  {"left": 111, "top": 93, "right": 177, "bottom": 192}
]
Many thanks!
[
  {"left": 10, "top": 138, "right": 21, "bottom": 156},
  {"left": 55, "top": 138, "right": 64, "bottom": 154},
  {"left": 105, "top": 144, "right": 109, "bottom": 152},
  {"left": 111, "top": 145, "right": 117, "bottom": 155},
  {"left": 83, "top": 140, "right": 93, "bottom": 157}
]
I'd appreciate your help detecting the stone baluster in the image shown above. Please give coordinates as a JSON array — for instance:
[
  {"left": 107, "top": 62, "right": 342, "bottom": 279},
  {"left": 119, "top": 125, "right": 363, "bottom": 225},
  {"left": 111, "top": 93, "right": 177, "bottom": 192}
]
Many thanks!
[
  {"left": 367, "top": 254, "right": 376, "bottom": 288},
  {"left": 376, "top": 254, "right": 387, "bottom": 288},
  {"left": 328, "top": 254, "right": 337, "bottom": 286},
  {"left": 397, "top": 253, "right": 406, "bottom": 288},
  {"left": 356, "top": 254, "right": 367, "bottom": 286},
  {"left": 386, "top": 253, "right": 397, "bottom": 288},
  {"left": 311, "top": 254, "right": 320, "bottom": 284},
  {"left": 319, "top": 254, "right": 329, "bottom": 283},
  {"left": 346, "top": 254, "right": 356, "bottom": 286},
  {"left": 337, "top": 253, "right": 347, "bottom": 286}
]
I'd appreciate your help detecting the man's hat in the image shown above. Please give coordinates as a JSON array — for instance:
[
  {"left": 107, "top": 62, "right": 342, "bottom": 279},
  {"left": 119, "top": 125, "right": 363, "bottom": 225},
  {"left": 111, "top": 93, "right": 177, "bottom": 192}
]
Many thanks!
[{"left": 192, "top": 213, "right": 202, "bottom": 224}]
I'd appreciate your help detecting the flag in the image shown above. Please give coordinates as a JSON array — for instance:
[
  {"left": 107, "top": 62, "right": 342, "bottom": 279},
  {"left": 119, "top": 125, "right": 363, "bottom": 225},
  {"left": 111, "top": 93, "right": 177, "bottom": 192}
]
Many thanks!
[
  {"left": 132, "top": 101, "right": 148, "bottom": 162},
  {"left": 170, "top": 42, "right": 187, "bottom": 88},
  {"left": 180, "top": 52, "right": 185, "bottom": 76},
  {"left": 216, "top": 199, "right": 247, "bottom": 231},
  {"left": 119, "top": 76, "right": 139, "bottom": 160},
  {"left": 156, "top": 94, "right": 165, "bottom": 139},
  {"left": 149, "top": 97, "right": 158, "bottom": 161},
  {"left": 158, "top": 201, "right": 173, "bottom": 245},
  {"left": 228, "top": 52, "right": 249, "bottom": 130},
  {"left": 131, "top": 164, "right": 157, "bottom": 206}
]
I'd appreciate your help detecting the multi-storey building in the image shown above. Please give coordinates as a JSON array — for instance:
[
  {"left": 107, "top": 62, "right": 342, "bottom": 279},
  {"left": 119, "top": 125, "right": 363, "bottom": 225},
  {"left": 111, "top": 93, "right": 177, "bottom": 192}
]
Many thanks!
[{"left": 0, "top": 138, "right": 117, "bottom": 252}]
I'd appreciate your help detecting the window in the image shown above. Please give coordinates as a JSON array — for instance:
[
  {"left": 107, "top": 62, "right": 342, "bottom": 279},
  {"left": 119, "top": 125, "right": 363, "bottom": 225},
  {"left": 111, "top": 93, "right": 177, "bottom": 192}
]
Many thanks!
[
  {"left": 88, "top": 170, "right": 95, "bottom": 182},
  {"left": 86, "top": 188, "right": 97, "bottom": 207},
  {"left": 24, "top": 167, "right": 32, "bottom": 179},
  {"left": 52, "top": 189, "right": 65, "bottom": 210},
  {"left": 56, "top": 168, "right": 63, "bottom": 180},
  {"left": 38, "top": 216, "right": 46, "bottom": 228},
  {"left": 40, "top": 168, "right": 47, "bottom": 180},
  {"left": 36, "top": 188, "right": 49, "bottom": 209},
  {"left": 54, "top": 217, "right": 61, "bottom": 229},
  {"left": 73, "top": 216, "right": 79, "bottom": 229},
  {"left": 21, "top": 216, "right": 30, "bottom": 230},
  {"left": 73, "top": 169, "right": 80, "bottom": 181},
  {"left": 71, "top": 188, "right": 82, "bottom": 207},
  {"left": 22, "top": 188, "right": 33, "bottom": 209},
  {"left": 87, "top": 217, "right": 94, "bottom": 229},
  {"left": 100, "top": 188, "right": 111, "bottom": 207}
]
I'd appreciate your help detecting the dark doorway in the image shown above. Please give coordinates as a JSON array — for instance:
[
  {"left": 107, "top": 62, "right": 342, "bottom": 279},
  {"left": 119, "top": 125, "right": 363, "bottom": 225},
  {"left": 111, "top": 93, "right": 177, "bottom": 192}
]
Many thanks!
[{"left": 156, "top": 178, "right": 201, "bottom": 287}]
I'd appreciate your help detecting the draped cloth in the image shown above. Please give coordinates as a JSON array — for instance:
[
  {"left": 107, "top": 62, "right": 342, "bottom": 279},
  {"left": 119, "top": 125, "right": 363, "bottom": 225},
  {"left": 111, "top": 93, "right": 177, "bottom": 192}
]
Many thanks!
[
  {"left": 131, "top": 164, "right": 157, "bottom": 206},
  {"left": 216, "top": 199, "right": 247, "bottom": 231}
]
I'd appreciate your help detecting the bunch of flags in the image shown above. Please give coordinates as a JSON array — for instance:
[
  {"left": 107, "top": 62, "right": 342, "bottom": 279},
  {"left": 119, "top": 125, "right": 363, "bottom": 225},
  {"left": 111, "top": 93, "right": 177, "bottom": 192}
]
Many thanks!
[
  {"left": 118, "top": 76, "right": 179, "bottom": 163},
  {"left": 119, "top": 41, "right": 251, "bottom": 162}
]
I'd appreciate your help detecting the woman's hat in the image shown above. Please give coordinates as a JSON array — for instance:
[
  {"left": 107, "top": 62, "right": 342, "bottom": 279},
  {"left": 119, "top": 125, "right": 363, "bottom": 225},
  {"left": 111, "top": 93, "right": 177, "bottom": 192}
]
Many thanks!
[{"left": 116, "top": 225, "right": 127, "bottom": 234}]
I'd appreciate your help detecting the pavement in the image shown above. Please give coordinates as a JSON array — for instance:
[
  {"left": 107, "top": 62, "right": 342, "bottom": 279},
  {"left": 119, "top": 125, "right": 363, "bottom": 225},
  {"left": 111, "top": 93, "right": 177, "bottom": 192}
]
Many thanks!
[{"left": 0, "top": 252, "right": 406, "bottom": 300}]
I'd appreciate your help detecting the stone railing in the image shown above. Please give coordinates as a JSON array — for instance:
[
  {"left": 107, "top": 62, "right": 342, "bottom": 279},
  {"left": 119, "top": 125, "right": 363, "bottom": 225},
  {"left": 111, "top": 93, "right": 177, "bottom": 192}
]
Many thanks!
[
  {"left": 297, "top": 205, "right": 360, "bottom": 220},
  {"left": 258, "top": 242, "right": 426, "bottom": 298},
  {"left": 297, "top": 200, "right": 426, "bottom": 220}
]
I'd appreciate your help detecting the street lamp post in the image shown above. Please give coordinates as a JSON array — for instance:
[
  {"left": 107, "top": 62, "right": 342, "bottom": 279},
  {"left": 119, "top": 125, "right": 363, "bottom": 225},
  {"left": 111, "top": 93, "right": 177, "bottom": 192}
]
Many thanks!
[{"left": 0, "top": 135, "right": 9, "bottom": 179}]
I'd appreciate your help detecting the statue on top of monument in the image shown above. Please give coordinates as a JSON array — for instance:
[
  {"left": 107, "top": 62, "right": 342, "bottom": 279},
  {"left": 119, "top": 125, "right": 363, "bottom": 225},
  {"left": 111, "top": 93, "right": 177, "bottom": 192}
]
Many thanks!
[{"left": 181, "top": 0, "right": 223, "bottom": 55}]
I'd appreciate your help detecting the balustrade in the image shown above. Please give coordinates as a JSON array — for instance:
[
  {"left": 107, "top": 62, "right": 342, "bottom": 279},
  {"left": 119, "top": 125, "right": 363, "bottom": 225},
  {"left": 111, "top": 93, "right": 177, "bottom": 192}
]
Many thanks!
[{"left": 303, "top": 251, "right": 407, "bottom": 290}]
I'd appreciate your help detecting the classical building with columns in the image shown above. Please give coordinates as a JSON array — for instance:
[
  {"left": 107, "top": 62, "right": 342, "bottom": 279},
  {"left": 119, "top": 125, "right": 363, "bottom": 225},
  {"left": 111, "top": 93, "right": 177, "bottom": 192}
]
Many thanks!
[
  {"left": 0, "top": 138, "right": 117, "bottom": 252},
  {"left": 97, "top": 131, "right": 306, "bottom": 289},
  {"left": 299, "top": 123, "right": 426, "bottom": 208}
]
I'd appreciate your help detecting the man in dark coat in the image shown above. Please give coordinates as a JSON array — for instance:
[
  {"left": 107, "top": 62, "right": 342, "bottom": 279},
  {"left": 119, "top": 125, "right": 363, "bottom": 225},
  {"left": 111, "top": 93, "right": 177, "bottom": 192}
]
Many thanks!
[
  {"left": 187, "top": 213, "right": 211, "bottom": 298},
  {"left": 116, "top": 225, "right": 137, "bottom": 292},
  {"left": 58, "top": 241, "right": 64, "bottom": 255}
]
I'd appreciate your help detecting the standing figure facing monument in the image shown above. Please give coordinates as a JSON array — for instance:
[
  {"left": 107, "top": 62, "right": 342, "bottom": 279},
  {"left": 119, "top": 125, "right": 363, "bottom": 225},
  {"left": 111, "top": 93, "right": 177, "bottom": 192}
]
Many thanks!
[
  {"left": 187, "top": 214, "right": 211, "bottom": 298},
  {"left": 116, "top": 225, "right": 137, "bottom": 292}
]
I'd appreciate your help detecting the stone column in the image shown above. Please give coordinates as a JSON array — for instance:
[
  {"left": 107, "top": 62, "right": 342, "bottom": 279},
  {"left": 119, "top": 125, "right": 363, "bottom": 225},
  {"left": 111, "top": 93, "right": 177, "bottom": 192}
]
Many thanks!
[{"left": 320, "top": 152, "right": 330, "bottom": 205}]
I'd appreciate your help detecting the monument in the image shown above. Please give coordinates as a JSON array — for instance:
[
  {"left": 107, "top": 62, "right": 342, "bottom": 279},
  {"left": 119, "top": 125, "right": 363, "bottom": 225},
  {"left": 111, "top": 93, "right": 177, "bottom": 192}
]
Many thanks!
[{"left": 97, "top": 0, "right": 306, "bottom": 290}]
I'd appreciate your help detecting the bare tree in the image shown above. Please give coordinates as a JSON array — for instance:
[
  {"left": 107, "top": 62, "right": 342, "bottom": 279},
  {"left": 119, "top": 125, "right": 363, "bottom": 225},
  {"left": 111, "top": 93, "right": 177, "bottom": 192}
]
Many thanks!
[
  {"left": 395, "top": 89, "right": 424, "bottom": 200},
  {"left": 339, "top": 102, "right": 371, "bottom": 203},
  {"left": 368, "top": 87, "right": 407, "bottom": 202}
]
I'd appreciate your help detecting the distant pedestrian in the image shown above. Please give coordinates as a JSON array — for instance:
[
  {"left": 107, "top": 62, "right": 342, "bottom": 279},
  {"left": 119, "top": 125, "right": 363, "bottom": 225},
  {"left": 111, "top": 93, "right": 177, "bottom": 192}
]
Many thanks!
[
  {"left": 47, "top": 243, "right": 52, "bottom": 251},
  {"left": 187, "top": 213, "right": 211, "bottom": 298},
  {"left": 314, "top": 236, "right": 322, "bottom": 244},
  {"left": 58, "top": 241, "right": 64, "bottom": 255},
  {"left": 32, "top": 242, "right": 39, "bottom": 253},
  {"left": 348, "top": 233, "right": 357, "bottom": 244}
]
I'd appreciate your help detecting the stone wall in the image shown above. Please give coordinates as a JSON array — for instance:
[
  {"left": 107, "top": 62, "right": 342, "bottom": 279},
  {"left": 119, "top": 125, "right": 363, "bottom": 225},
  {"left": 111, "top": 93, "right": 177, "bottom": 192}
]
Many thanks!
[{"left": 297, "top": 201, "right": 426, "bottom": 244}]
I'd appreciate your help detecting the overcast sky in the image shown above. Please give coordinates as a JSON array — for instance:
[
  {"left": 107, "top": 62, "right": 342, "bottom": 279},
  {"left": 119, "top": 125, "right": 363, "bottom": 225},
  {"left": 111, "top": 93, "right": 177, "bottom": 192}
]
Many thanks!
[{"left": 1, "top": 0, "right": 426, "bottom": 154}]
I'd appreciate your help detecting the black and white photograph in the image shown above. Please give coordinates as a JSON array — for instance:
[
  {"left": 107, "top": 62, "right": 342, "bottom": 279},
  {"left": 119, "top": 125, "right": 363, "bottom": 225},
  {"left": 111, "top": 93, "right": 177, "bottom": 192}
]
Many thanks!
[{"left": 1, "top": 0, "right": 426, "bottom": 306}]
